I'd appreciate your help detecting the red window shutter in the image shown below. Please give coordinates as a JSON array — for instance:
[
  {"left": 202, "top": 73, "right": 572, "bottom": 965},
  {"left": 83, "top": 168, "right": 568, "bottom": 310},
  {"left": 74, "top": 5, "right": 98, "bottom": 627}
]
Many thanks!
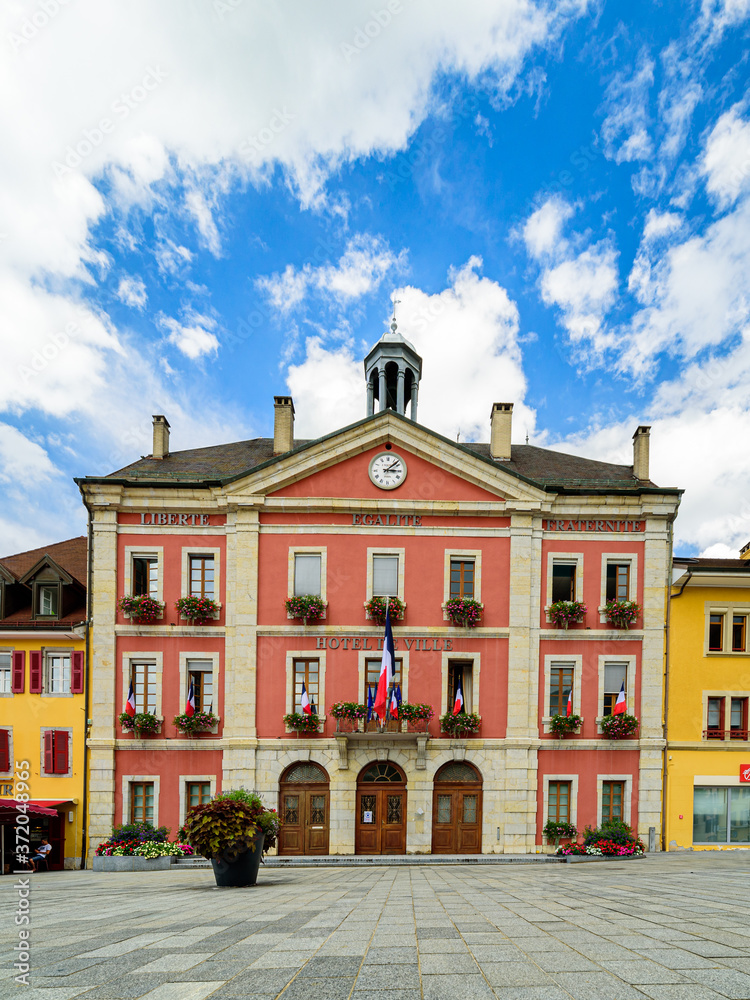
[
  {"left": 54, "top": 731, "right": 69, "bottom": 774},
  {"left": 71, "top": 652, "right": 84, "bottom": 694},
  {"left": 30, "top": 652, "right": 43, "bottom": 694},
  {"left": 11, "top": 651, "right": 25, "bottom": 693},
  {"left": 43, "top": 730, "right": 54, "bottom": 774},
  {"left": 0, "top": 730, "right": 9, "bottom": 772}
]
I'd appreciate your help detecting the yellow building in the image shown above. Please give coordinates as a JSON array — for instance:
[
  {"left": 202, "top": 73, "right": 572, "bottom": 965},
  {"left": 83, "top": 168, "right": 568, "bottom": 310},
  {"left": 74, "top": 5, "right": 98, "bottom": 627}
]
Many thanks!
[
  {"left": 666, "top": 545, "right": 750, "bottom": 850},
  {"left": 0, "top": 537, "right": 87, "bottom": 872}
]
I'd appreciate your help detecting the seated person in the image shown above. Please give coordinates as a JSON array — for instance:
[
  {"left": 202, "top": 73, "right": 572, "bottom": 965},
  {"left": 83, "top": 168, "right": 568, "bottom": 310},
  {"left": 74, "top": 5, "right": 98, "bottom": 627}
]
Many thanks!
[{"left": 30, "top": 838, "right": 52, "bottom": 871}]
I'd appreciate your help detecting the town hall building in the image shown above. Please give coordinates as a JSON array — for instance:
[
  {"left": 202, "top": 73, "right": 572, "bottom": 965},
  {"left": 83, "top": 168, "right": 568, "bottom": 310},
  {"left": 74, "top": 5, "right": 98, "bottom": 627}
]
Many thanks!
[{"left": 79, "top": 321, "right": 681, "bottom": 858}]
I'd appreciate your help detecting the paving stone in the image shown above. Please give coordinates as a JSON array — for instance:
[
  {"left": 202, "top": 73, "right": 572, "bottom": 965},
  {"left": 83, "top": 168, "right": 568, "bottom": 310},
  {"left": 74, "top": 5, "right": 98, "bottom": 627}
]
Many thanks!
[
  {"left": 248, "top": 950, "right": 317, "bottom": 968},
  {"left": 633, "top": 948, "right": 720, "bottom": 969},
  {"left": 605, "top": 961, "right": 690, "bottom": 985},
  {"left": 277, "top": 977, "right": 356, "bottom": 1000},
  {"left": 552, "top": 971, "right": 652, "bottom": 999},
  {"left": 134, "top": 952, "right": 215, "bottom": 974},
  {"left": 421, "top": 973, "right": 497, "bottom": 999},
  {"left": 351, "top": 992, "right": 422, "bottom": 1000},
  {"left": 136, "top": 985, "right": 227, "bottom": 1000},
  {"left": 690, "top": 968, "right": 750, "bottom": 997},
  {"left": 355, "top": 965, "right": 420, "bottom": 989},
  {"left": 297, "top": 956, "right": 363, "bottom": 977},
  {"left": 417, "top": 927, "right": 461, "bottom": 939},
  {"left": 492, "top": 989, "right": 572, "bottom": 1000},
  {"left": 480, "top": 961, "right": 555, "bottom": 987},
  {"left": 466, "top": 944, "right": 525, "bottom": 963},
  {"left": 626, "top": 988, "right": 730, "bottom": 1000},
  {"left": 533, "top": 951, "right": 600, "bottom": 972},
  {"left": 218, "top": 967, "right": 298, "bottom": 993},
  {"left": 61, "top": 976, "right": 172, "bottom": 999},
  {"left": 417, "top": 938, "right": 472, "bottom": 954},
  {"left": 421, "top": 952, "right": 480, "bottom": 974},
  {"left": 680, "top": 942, "right": 748, "bottom": 958},
  {"left": 362, "top": 946, "right": 418, "bottom": 964}
]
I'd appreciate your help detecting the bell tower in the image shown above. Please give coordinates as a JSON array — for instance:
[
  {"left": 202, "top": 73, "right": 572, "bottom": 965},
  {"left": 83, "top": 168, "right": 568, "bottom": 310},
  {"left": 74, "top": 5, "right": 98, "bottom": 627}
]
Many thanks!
[{"left": 363, "top": 311, "right": 423, "bottom": 420}]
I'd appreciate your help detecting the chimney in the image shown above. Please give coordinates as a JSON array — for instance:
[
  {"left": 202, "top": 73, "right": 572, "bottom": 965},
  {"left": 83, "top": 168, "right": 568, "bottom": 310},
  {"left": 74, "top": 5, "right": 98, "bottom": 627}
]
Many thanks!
[
  {"left": 632, "top": 425, "right": 650, "bottom": 481},
  {"left": 152, "top": 415, "right": 170, "bottom": 460},
  {"left": 273, "top": 396, "right": 295, "bottom": 454},
  {"left": 489, "top": 403, "right": 513, "bottom": 461}
]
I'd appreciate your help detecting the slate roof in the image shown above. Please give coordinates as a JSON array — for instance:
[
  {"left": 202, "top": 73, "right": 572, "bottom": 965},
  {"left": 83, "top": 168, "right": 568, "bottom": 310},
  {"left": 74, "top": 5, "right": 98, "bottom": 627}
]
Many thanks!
[{"left": 92, "top": 415, "right": 672, "bottom": 494}]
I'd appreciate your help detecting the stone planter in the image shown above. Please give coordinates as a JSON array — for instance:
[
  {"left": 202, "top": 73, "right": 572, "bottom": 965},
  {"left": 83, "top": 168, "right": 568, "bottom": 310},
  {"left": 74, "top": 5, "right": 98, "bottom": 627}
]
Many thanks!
[
  {"left": 210, "top": 834, "right": 264, "bottom": 887},
  {"left": 93, "top": 855, "right": 174, "bottom": 872}
]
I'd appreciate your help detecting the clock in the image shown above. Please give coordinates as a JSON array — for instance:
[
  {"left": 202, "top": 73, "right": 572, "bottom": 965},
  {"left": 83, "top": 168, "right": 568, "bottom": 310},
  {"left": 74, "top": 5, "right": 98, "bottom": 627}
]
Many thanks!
[{"left": 368, "top": 452, "right": 407, "bottom": 490}]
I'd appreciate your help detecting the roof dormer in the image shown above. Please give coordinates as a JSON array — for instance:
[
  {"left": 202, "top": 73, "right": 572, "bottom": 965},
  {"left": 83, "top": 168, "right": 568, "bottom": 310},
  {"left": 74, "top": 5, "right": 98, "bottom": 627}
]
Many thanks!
[{"left": 19, "top": 555, "right": 77, "bottom": 621}]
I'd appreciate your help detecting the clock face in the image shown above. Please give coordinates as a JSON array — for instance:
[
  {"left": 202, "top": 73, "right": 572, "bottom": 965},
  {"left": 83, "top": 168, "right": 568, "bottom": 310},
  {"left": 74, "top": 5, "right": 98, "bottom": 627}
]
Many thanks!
[{"left": 369, "top": 452, "right": 407, "bottom": 490}]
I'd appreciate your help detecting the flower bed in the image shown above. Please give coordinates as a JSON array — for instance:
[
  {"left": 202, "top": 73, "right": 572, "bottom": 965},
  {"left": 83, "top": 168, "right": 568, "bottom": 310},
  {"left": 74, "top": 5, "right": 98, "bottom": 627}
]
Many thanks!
[
  {"left": 364, "top": 596, "right": 405, "bottom": 625},
  {"left": 548, "top": 600, "right": 587, "bottom": 629},
  {"left": 118, "top": 595, "right": 165, "bottom": 623},
  {"left": 445, "top": 598, "right": 483, "bottom": 627},
  {"left": 556, "top": 839, "right": 644, "bottom": 857}
]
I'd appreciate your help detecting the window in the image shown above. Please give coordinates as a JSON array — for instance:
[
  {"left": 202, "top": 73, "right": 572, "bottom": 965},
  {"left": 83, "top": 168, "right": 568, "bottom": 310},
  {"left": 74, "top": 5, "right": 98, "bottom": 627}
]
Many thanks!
[
  {"left": 548, "top": 781, "right": 571, "bottom": 824},
  {"left": 0, "top": 729, "right": 10, "bottom": 773},
  {"left": 131, "top": 781, "right": 154, "bottom": 824},
  {"left": 706, "top": 697, "right": 725, "bottom": 739},
  {"left": 38, "top": 585, "right": 59, "bottom": 617},
  {"left": 602, "top": 781, "right": 625, "bottom": 822},
  {"left": 132, "top": 662, "right": 156, "bottom": 714},
  {"left": 730, "top": 697, "right": 748, "bottom": 739},
  {"left": 603, "top": 662, "right": 627, "bottom": 716},
  {"left": 0, "top": 653, "right": 10, "bottom": 694},
  {"left": 43, "top": 730, "right": 69, "bottom": 775},
  {"left": 364, "top": 657, "right": 402, "bottom": 701},
  {"left": 549, "top": 664, "right": 573, "bottom": 717},
  {"left": 709, "top": 614, "right": 725, "bottom": 651},
  {"left": 606, "top": 563, "right": 630, "bottom": 601},
  {"left": 372, "top": 555, "right": 399, "bottom": 597},
  {"left": 187, "top": 659, "right": 213, "bottom": 714},
  {"left": 293, "top": 658, "right": 319, "bottom": 713},
  {"left": 733, "top": 615, "right": 747, "bottom": 653},
  {"left": 133, "top": 557, "right": 158, "bottom": 597},
  {"left": 294, "top": 554, "right": 321, "bottom": 596},
  {"left": 46, "top": 653, "right": 70, "bottom": 694},
  {"left": 450, "top": 559, "right": 475, "bottom": 600},
  {"left": 551, "top": 563, "right": 576, "bottom": 602},
  {"left": 694, "top": 786, "right": 750, "bottom": 844},
  {"left": 189, "top": 555, "right": 215, "bottom": 599},
  {"left": 448, "top": 660, "right": 473, "bottom": 713},
  {"left": 186, "top": 781, "right": 211, "bottom": 811}
]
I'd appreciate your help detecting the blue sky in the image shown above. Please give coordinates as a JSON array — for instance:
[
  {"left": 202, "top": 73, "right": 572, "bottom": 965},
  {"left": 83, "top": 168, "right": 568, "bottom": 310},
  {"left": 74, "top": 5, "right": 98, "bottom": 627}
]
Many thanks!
[{"left": 2, "top": 0, "right": 750, "bottom": 557}]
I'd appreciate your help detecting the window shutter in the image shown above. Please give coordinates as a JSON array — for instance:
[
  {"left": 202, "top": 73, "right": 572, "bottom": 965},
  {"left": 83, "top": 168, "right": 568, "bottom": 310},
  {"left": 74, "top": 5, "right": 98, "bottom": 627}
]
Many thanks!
[
  {"left": 0, "top": 730, "right": 9, "bottom": 772},
  {"left": 29, "top": 652, "right": 43, "bottom": 693},
  {"left": 54, "top": 731, "right": 69, "bottom": 774},
  {"left": 11, "top": 651, "right": 25, "bottom": 693},
  {"left": 43, "top": 730, "right": 54, "bottom": 773},
  {"left": 71, "top": 652, "right": 84, "bottom": 694}
]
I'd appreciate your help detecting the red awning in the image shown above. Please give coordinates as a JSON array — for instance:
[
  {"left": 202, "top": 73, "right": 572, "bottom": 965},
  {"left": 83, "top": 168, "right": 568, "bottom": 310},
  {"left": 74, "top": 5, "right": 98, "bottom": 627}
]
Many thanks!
[{"left": 0, "top": 799, "right": 58, "bottom": 818}]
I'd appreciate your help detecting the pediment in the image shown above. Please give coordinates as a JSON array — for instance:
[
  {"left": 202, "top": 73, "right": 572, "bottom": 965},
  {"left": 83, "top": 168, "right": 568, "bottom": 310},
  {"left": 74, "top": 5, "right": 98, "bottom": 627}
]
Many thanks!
[{"left": 19, "top": 554, "right": 74, "bottom": 586}]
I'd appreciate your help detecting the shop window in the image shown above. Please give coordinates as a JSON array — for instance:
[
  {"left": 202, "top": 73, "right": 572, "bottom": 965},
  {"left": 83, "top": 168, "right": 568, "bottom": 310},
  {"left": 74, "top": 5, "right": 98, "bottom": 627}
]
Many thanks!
[
  {"left": 694, "top": 786, "right": 750, "bottom": 844},
  {"left": 551, "top": 563, "right": 576, "bottom": 602},
  {"left": 709, "top": 614, "right": 725, "bottom": 651},
  {"left": 43, "top": 730, "right": 69, "bottom": 775},
  {"left": 189, "top": 555, "right": 215, "bottom": 599},
  {"left": 130, "top": 781, "right": 155, "bottom": 824},
  {"left": 449, "top": 559, "right": 475, "bottom": 600},
  {"left": 606, "top": 563, "right": 630, "bottom": 601},
  {"left": 733, "top": 615, "right": 747, "bottom": 653},
  {"left": 548, "top": 780, "right": 571, "bottom": 824},
  {"left": 602, "top": 781, "right": 625, "bottom": 822},
  {"left": 187, "top": 659, "right": 213, "bottom": 714},
  {"left": 549, "top": 664, "right": 573, "bottom": 717},
  {"left": 372, "top": 555, "right": 399, "bottom": 597},
  {"left": 294, "top": 553, "right": 321, "bottom": 596},
  {"left": 293, "top": 658, "right": 319, "bottom": 713},
  {"left": 448, "top": 660, "right": 473, "bottom": 713},
  {"left": 133, "top": 556, "right": 158, "bottom": 597},
  {"left": 131, "top": 662, "right": 157, "bottom": 714},
  {"left": 602, "top": 662, "right": 627, "bottom": 716},
  {"left": 186, "top": 781, "right": 211, "bottom": 812}
]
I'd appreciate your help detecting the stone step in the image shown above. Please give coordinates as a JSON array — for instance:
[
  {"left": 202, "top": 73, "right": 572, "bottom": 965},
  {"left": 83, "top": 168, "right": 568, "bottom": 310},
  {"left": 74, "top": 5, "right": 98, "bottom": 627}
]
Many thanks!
[{"left": 262, "top": 854, "right": 566, "bottom": 866}]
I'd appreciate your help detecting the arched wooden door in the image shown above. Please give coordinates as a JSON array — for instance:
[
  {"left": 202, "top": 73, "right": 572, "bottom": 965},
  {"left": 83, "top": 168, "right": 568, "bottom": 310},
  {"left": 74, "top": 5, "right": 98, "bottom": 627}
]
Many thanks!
[
  {"left": 355, "top": 761, "right": 407, "bottom": 855},
  {"left": 431, "top": 761, "right": 483, "bottom": 854},
  {"left": 278, "top": 762, "right": 330, "bottom": 855}
]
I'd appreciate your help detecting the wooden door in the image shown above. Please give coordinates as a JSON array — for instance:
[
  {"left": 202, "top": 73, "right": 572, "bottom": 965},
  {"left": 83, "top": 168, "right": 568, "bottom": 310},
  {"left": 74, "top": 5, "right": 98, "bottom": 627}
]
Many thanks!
[
  {"left": 432, "top": 762, "right": 483, "bottom": 854},
  {"left": 355, "top": 786, "right": 406, "bottom": 854},
  {"left": 278, "top": 786, "right": 329, "bottom": 855}
]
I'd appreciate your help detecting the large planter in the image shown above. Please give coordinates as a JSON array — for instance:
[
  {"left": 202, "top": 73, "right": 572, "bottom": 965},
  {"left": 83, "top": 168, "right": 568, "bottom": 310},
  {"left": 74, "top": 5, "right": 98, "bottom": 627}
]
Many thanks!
[
  {"left": 93, "top": 856, "right": 173, "bottom": 872},
  {"left": 210, "top": 834, "right": 264, "bottom": 887}
]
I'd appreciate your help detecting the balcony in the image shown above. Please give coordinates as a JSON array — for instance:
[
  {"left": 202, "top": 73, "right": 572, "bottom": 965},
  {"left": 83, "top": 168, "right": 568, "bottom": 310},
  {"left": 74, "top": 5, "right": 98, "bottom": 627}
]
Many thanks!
[
  {"left": 703, "top": 728, "right": 749, "bottom": 741},
  {"left": 334, "top": 717, "right": 429, "bottom": 770}
]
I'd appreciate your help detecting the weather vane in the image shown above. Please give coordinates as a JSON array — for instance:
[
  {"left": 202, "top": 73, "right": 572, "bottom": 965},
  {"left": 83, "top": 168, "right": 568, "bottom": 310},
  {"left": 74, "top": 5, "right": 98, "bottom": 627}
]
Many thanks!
[{"left": 391, "top": 296, "right": 401, "bottom": 332}]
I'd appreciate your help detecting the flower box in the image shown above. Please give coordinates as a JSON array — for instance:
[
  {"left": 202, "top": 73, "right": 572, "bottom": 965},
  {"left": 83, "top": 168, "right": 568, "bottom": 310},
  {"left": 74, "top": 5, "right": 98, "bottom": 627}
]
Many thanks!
[
  {"left": 547, "top": 600, "right": 587, "bottom": 629},
  {"left": 118, "top": 595, "right": 165, "bottom": 624},
  {"left": 599, "top": 713, "right": 639, "bottom": 739},
  {"left": 174, "top": 712, "right": 220, "bottom": 735},
  {"left": 548, "top": 713, "right": 582, "bottom": 737},
  {"left": 283, "top": 712, "right": 324, "bottom": 734},
  {"left": 175, "top": 596, "right": 221, "bottom": 623},
  {"left": 443, "top": 599, "right": 483, "bottom": 627},
  {"left": 364, "top": 596, "right": 405, "bottom": 625},
  {"left": 439, "top": 711, "right": 481, "bottom": 737},
  {"left": 119, "top": 712, "right": 162, "bottom": 735},
  {"left": 285, "top": 595, "right": 327, "bottom": 624},
  {"left": 604, "top": 600, "right": 642, "bottom": 629}
]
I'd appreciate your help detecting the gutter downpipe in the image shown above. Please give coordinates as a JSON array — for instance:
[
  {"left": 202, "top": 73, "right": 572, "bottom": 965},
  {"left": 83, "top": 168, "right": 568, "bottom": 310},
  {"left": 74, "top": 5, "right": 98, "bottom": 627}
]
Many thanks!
[{"left": 79, "top": 492, "right": 93, "bottom": 870}]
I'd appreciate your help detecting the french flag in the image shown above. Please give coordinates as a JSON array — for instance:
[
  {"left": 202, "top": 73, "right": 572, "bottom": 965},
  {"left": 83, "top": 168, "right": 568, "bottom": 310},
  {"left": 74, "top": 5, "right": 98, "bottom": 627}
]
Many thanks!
[
  {"left": 125, "top": 681, "right": 136, "bottom": 717},
  {"left": 453, "top": 676, "right": 464, "bottom": 715},
  {"left": 613, "top": 681, "right": 626, "bottom": 715},
  {"left": 366, "top": 684, "right": 374, "bottom": 722},
  {"left": 185, "top": 679, "right": 196, "bottom": 717},
  {"left": 566, "top": 686, "right": 573, "bottom": 717},
  {"left": 300, "top": 682, "right": 312, "bottom": 715},
  {"left": 389, "top": 685, "right": 400, "bottom": 719},
  {"left": 372, "top": 607, "right": 395, "bottom": 722}
]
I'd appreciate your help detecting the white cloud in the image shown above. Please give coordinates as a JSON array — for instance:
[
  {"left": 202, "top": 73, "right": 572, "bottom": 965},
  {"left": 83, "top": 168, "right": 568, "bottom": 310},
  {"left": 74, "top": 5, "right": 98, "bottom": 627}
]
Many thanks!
[
  {"left": 116, "top": 275, "right": 147, "bottom": 309},
  {"left": 287, "top": 258, "right": 536, "bottom": 443},
  {"left": 155, "top": 239, "right": 193, "bottom": 277},
  {"left": 0, "top": 424, "right": 58, "bottom": 487},
  {"left": 701, "top": 104, "right": 750, "bottom": 208},
  {"left": 642, "top": 209, "right": 683, "bottom": 241},
  {"left": 600, "top": 52, "right": 654, "bottom": 164},
  {"left": 522, "top": 196, "right": 574, "bottom": 259},
  {"left": 185, "top": 188, "right": 222, "bottom": 256},
  {"left": 160, "top": 313, "right": 220, "bottom": 360},
  {"left": 539, "top": 241, "right": 619, "bottom": 354}
]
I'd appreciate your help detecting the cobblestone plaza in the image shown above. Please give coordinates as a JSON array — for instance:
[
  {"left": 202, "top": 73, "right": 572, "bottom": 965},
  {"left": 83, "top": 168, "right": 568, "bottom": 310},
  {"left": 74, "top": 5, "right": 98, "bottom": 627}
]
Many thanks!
[{"left": 5, "top": 853, "right": 750, "bottom": 1000}]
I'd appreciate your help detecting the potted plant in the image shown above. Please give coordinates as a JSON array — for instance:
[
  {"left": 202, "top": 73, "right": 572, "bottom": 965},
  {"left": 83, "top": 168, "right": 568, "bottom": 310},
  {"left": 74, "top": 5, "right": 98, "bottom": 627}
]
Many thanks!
[
  {"left": 183, "top": 788, "right": 279, "bottom": 887},
  {"left": 173, "top": 711, "right": 220, "bottom": 735},
  {"left": 329, "top": 701, "right": 367, "bottom": 732},
  {"left": 548, "top": 600, "right": 587, "bottom": 629},
  {"left": 543, "top": 820, "right": 577, "bottom": 850},
  {"left": 600, "top": 713, "right": 640, "bottom": 739},
  {"left": 285, "top": 594, "right": 327, "bottom": 624},
  {"left": 92, "top": 822, "right": 195, "bottom": 871},
  {"left": 118, "top": 711, "right": 161, "bottom": 735},
  {"left": 445, "top": 598, "right": 483, "bottom": 627},
  {"left": 283, "top": 712, "right": 322, "bottom": 735},
  {"left": 364, "top": 595, "right": 405, "bottom": 625},
  {"left": 118, "top": 595, "right": 165, "bottom": 623},
  {"left": 604, "top": 600, "right": 642, "bottom": 629},
  {"left": 175, "top": 596, "right": 220, "bottom": 623},
  {"left": 439, "top": 711, "right": 481, "bottom": 737},
  {"left": 399, "top": 703, "right": 434, "bottom": 732},
  {"left": 549, "top": 713, "right": 582, "bottom": 737}
]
